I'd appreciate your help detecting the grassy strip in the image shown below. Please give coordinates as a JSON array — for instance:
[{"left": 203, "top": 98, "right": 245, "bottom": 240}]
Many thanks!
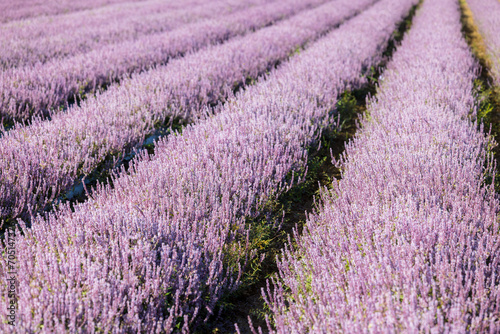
[
  {"left": 197, "top": 3, "right": 421, "bottom": 332},
  {"left": 459, "top": 0, "right": 493, "bottom": 72},
  {"left": 459, "top": 0, "right": 500, "bottom": 193}
]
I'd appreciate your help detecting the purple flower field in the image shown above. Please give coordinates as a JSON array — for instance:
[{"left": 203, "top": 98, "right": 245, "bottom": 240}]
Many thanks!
[{"left": 0, "top": 0, "right": 499, "bottom": 332}]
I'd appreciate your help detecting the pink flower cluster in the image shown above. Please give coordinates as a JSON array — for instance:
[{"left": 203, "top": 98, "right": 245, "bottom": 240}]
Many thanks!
[
  {"left": 0, "top": 0, "right": 246, "bottom": 69},
  {"left": 0, "top": 0, "right": 147, "bottom": 23}
]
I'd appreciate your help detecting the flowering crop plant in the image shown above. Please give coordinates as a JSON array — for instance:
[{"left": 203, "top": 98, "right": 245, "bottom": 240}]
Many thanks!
[
  {"left": 0, "top": 0, "right": 153, "bottom": 23},
  {"left": 265, "top": 0, "right": 500, "bottom": 331},
  {"left": 0, "top": 0, "right": 241, "bottom": 69},
  {"left": 1, "top": 0, "right": 499, "bottom": 332},
  {"left": 0, "top": 0, "right": 326, "bottom": 121},
  {"left": 0, "top": 0, "right": 375, "bottom": 222}
]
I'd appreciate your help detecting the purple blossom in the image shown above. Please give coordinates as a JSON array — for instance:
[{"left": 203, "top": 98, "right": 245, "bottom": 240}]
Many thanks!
[
  {"left": 0, "top": 0, "right": 150, "bottom": 23},
  {"left": 0, "top": 0, "right": 252, "bottom": 69}
]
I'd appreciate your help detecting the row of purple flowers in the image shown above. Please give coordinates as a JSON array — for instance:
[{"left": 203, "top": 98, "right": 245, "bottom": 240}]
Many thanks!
[
  {"left": 0, "top": 0, "right": 149, "bottom": 24},
  {"left": 265, "top": 0, "right": 500, "bottom": 331},
  {"left": 0, "top": 0, "right": 374, "bottom": 222},
  {"left": 0, "top": 0, "right": 415, "bottom": 331},
  {"left": 0, "top": 0, "right": 324, "bottom": 121},
  {"left": 0, "top": 0, "right": 241, "bottom": 69}
]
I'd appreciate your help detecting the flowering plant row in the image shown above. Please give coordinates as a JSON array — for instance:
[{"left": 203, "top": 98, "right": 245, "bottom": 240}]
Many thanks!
[
  {"left": 0, "top": 0, "right": 248, "bottom": 69},
  {"left": 0, "top": 0, "right": 151, "bottom": 24},
  {"left": 265, "top": 0, "right": 500, "bottom": 331},
  {"left": 0, "top": 0, "right": 416, "bottom": 331},
  {"left": 0, "top": 0, "right": 324, "bottom": 121},
  {"left": 0, "top": 0, "right": 375, "bottom": 222}
]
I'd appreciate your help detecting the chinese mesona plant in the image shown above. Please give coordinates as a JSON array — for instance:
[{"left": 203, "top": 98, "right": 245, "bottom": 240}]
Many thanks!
[
  {"left": 0, "top": 0, "right": 148, "bottom": 23},
  {"left": 0, "top": 0, "right": 259, "bottom": 69},
  {"left": 265, "top": 0, "right": 500, "bottom": 331},
  {"left": 0, "top": 0, "right": 376, "bottom": 222},
  {"left": 0, "top": 0, "right": 416, "bottom": 331},
  {"left": 0, "top": 0, "right": 326, "bottom": 122}
]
